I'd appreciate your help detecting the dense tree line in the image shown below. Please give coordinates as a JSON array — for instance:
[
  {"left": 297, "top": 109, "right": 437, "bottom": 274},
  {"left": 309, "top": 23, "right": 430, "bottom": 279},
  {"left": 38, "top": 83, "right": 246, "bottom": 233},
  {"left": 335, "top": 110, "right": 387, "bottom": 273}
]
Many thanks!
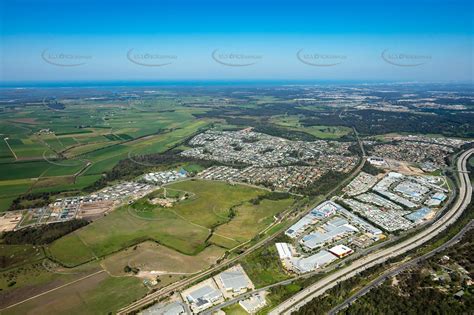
[
  {"left": 361, "top": 162, "right": 384, "bottom": 175},
  {"left": 341, "top": 280, "right": 473, "bottom": 315},
  {"left": 253, "top": 124, "right": 319, "bottom": 141},
  {"left": 295, "top": 171, "right": 347, "bottom": 196},
  {"left": 250, "top": 191, "right": 292, "bottom": 205},
  {"left": 8, "top": 191, "right": 79, "bottom": 211},
  {"left": 301, "top": 109, "right": 474, "bottom": 138},
  {"left": 1, "top": 219, "right": 89, "bottom": 245}
]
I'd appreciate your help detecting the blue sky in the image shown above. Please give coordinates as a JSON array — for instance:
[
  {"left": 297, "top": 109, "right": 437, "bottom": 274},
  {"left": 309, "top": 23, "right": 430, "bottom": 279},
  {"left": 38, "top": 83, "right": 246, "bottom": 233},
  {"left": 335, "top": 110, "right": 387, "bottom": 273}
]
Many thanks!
[{"left": 1, "top": 0, "right": 472, "bottom": 83}]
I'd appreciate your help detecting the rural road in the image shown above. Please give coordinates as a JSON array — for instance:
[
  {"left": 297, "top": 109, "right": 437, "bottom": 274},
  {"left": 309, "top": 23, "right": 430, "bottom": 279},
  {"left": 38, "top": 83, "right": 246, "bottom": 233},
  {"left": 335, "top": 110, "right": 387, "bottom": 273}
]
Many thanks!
[{"left": 269, "top": 148, "right": 473, "bottom": 315}]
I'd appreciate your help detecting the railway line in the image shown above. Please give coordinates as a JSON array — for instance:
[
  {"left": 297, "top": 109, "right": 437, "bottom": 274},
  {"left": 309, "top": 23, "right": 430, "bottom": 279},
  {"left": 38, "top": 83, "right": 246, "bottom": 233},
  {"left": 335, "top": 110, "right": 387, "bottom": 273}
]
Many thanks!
[{"left": 117, "top": 131, "right": 367, "bottom": 314}]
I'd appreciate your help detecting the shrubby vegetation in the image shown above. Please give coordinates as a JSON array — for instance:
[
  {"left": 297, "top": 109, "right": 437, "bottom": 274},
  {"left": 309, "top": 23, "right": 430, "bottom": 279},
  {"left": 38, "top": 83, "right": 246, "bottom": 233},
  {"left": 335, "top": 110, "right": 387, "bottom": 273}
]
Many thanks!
[
  {"left": 2, "top": 219, "right": 89, "bottom": 245},
  {"left": 241, "top": 244, "right": 290, "bottom": 288}
]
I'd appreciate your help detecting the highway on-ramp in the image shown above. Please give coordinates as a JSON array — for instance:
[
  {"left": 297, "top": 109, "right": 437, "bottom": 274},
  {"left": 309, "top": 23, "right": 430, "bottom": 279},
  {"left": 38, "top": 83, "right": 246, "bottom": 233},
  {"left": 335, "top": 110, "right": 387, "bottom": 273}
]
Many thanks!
[{"left": 269, "top": 148, "right": 473, "bottom": 315}]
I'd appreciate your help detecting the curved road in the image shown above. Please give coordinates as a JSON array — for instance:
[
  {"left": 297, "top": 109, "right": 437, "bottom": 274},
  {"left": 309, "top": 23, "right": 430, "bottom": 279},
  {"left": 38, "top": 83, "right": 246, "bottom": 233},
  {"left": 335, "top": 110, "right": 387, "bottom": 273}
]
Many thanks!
[{"left": 270, "top": 148, "right": 473, "bottom": 315}]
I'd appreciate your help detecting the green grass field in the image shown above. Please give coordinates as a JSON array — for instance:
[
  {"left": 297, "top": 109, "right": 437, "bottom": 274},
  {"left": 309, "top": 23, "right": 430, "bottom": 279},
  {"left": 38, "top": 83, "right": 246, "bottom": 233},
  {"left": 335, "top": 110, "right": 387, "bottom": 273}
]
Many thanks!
[
  {"left": 0, "top": 244, "right": 44, "bottom": 270},
  {"left": 214, "top": 198, "right": 294, "bottom": 243},
  {"left": 47, "top": 180, "right": 292, "bottom": 266},
  {"left": 270, "top": 115, "right": 351, "bottom": 139},
  {"left": 1, "top": 269, "right": 147, "bottom": 315},
  {"left": 223, "top": 303, "right": 249, "bottom": 315},
  {"left": 101, "top": 241, "right": 225, "bottom": 275}
]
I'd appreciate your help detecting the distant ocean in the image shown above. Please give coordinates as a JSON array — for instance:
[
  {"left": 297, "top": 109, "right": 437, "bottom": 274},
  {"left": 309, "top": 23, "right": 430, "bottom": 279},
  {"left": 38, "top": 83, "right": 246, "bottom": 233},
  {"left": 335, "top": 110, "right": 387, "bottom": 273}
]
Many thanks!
[{"left": 0, "top": 79, "right": 395, "bottom": 89}]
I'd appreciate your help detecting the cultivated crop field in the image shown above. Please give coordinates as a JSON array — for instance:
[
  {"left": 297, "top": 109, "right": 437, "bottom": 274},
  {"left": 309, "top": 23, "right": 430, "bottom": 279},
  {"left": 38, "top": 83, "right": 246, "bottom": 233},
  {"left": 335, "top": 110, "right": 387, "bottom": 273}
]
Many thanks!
[{"left": 0, "top": 95, "right": 211, "bottom": 211}]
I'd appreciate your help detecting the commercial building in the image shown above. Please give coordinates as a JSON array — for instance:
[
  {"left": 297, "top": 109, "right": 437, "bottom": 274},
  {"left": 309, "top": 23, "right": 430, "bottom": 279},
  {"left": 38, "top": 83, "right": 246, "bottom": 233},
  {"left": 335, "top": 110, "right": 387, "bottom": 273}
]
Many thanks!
[
  {"left": 338, "top": 208, "right": 383, "bottom": 236},
  {"left": 373, "top": 172, "right": 418, "bottom": 208},
  {"left": 310, "top": 201, "right": 341, "bottom": 218},
  {"left": 217, "top": 265, "right": 252, "bottom": 294},
  {"left": 405, "top": 207, "right": 432, "bottom": 223},
  {"left": 285, "top": 215, "right": 316, "bottom": 238},
  {"left": 329, "top": 244, "right": 354, "bottom": 258},
  {"left": 275, "top": 243, "right": 294, "bottom": 259},
  {"left": 239, "top": 293, "right": 267, "bottom": 314},
  {"left": 289, "top": 250, "right": 338, "bottom": 273},
  {"left": 343, "top": 172, "right": 378, "bottom": 196},
  {"left": 394, "top": 180, "right": 429, "bottom": 202},
  {"left": 141, "top": 301, "right": 185, "bottom": 315},
  {"left": 300, "top": 217, "right": 358, "bottom": 250},
  {"left": 367, "top": 156, "right": 386, "bottom": 166},
  {"left": 425, "top": 192, "right": 447, "bottom": 207},
  {"left": 142, "top": 170, "right": 187, "bottom": 185},
  {"left": 184, "top": 283, "right": 223, "bottom": 312},
  {"left": 342, "top": 198, "right": 414, "bottom": 232}
]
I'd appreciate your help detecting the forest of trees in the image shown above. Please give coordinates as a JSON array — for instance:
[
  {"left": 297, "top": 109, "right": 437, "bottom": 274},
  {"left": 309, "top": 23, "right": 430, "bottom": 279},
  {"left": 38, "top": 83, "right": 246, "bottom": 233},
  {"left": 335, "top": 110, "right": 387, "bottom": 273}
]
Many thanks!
[
  {"left": 2, "top": 219, "right": 89, "bottom": 245},
  {"left": 195, "top": 101, "right": 473, "bottom": 138}
]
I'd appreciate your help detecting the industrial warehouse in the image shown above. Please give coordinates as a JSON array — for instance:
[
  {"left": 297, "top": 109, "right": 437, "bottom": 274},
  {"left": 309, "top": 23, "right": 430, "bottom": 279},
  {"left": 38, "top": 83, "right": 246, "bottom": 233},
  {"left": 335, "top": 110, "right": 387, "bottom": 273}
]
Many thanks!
[
  {"left": 275, "top": 168, "right": 450, "bottom": 275},
  {"left": 181, "top": 265, "right": 257, "bottom": 313}
]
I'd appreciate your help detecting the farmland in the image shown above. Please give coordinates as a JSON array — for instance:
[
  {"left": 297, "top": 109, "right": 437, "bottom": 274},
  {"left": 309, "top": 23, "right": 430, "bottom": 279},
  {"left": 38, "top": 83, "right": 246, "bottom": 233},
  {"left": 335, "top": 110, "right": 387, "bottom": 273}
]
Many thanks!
[
  {"left": 0, "top": 84, "right": 472, "bottom": 315},
  {"left": 0, "top": 94, "right": 211, "bottom": 211}
]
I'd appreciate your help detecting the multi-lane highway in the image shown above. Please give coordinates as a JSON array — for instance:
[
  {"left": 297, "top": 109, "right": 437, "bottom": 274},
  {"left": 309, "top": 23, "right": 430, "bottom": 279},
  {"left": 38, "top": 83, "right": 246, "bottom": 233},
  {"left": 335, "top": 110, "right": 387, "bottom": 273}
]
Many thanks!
[
  {"left": 270, "top": 148, "right": 473, "bottom": 315},
  {"left": 328, "top": 219, "right": 474, "bottom": 315},
  {"left": 117, "top": 131, "right": 367, "bottom": 315}
]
